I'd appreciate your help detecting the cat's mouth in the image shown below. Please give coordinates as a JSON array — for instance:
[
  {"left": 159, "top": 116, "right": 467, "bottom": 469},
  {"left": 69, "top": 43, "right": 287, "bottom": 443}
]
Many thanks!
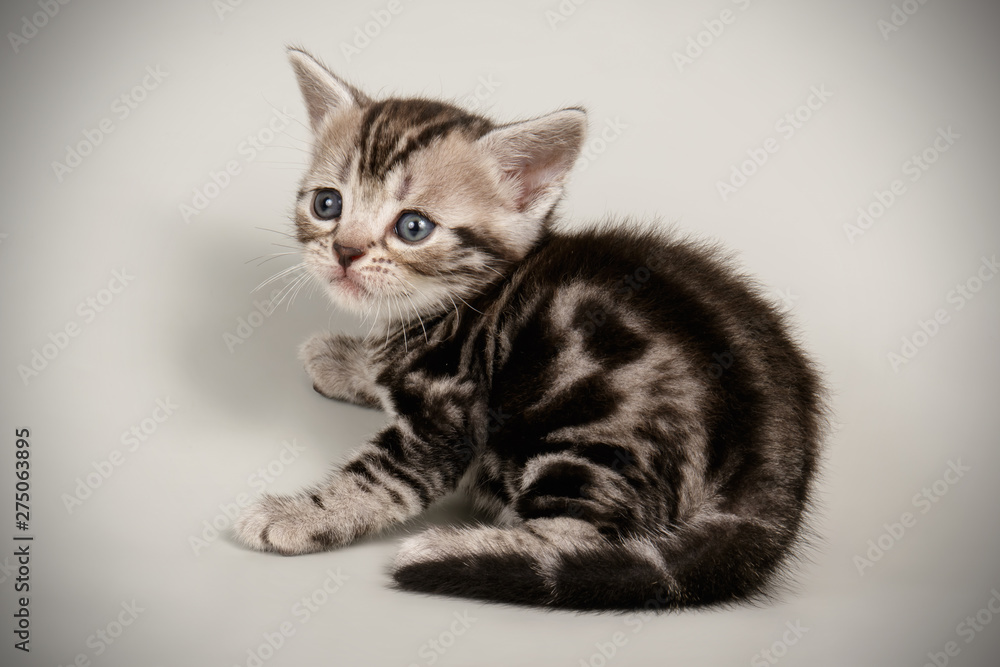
[
  {"left": 333, "top": 272, "right": 368, "bottom": 298},
  {"left": 326, "top": 262, "right": 382, "bottom": 304},
  {"left": 307, "top": 259, "right": 368, "bottom": 297},
  {"left": 309, "top": 257, "right": 410, "bottom": 318}
]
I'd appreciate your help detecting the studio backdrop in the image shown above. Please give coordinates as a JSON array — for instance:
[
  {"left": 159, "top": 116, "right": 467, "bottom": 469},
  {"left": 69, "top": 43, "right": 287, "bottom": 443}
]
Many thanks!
[{"left": 2, "top": 1, "right": 999, "bottom": 666}]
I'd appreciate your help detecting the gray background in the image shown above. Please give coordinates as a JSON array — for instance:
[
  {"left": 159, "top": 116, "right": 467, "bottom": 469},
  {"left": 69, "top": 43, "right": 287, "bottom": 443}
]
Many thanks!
[{"left": 2, "top": 0, "right": 999, "bottom": 665}]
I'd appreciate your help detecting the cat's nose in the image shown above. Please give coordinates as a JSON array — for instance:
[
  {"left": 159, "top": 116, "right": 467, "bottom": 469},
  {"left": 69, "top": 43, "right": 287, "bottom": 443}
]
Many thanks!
[{"left": 333, "top": 242, "right": 365, "bottom": 268}]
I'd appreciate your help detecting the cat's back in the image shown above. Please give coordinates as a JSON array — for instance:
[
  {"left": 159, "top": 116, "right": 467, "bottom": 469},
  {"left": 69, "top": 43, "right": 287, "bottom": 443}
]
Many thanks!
[
  {"left": 503, "top": 223, "right": 787, "bottom": 350},
  {"left": 483, "top": 224, "right": 823, "bottom": 519}
]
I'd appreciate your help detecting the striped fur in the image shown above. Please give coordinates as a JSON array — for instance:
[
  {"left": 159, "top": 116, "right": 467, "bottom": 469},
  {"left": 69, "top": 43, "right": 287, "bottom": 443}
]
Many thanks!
[{"left": 233, "top": 48, "right": 825, "bottom": 612}]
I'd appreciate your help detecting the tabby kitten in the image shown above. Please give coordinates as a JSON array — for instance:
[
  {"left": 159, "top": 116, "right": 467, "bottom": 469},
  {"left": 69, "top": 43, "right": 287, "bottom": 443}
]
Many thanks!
[{"left": 233, "top": 47, "right": 824, "bottom": 611}]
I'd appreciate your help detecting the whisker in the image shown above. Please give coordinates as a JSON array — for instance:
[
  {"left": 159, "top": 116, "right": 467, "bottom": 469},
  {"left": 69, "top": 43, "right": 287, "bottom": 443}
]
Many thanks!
[
  {"left": 485, "top": 264, "right": 506, "bottom": 279},
  {"left": 258, "top": 143, "right": 312, "bottom": 155},
  {"left": 287, "top": 271, "right": 313, "bottom": 310},
  {"left": 447, "top": 293, "right": 461, "bottom": 325},
  {"left": 245, "top": 251, "right": 299, "bottom": 266},
  {"left": 390, "top": 274, "right": 429, "bottom": 344},
  {"left": 391, "top": 294, "right": 407, "bottom": 352},
  {"left": 269, "top": 128, "right": 313, "bottom": 148},
  {"left": 454, "top": 294, "right": 483, "bottom": 315},
  {"left": 306, "top": 273, "right": 322, "bottom": 301},
  {"left": 267, "top": 276, "right": 298, "bottom": 311},
  {"left": 261, "top": 94, "right": 314, "bottom": 136},
  {"left": 256, "top": 226, "right": 297, "bottom": 240},
  {"left": 252, "top": 262, "right": 306, "bottom": 294},
  {"left": 272, "top": 271, "right": 310, "bottom": 311},
  {"left": 367, "top": 299, "right": 383, "bottom": 340},
  {"left": 406, "top": 293, "right": 428, "bottom": 343}
]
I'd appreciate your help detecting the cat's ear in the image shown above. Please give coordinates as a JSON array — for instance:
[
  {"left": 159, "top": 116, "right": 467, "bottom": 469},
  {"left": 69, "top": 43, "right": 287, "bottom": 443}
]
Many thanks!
[
  {"left": 478, "top": 109, "right": 587, "bottom": 214},
  {"left": 287, "top": 47, "right": 368, "bottom": 131}
]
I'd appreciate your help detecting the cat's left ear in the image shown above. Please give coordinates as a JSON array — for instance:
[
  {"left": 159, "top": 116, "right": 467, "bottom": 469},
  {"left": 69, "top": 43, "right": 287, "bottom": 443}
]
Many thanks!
[
  {"left": 478, "top": 108, "right": 587, "bottom": 215},
  {"left": 287, "top": 47, "right": 368, "bottom": 131}
]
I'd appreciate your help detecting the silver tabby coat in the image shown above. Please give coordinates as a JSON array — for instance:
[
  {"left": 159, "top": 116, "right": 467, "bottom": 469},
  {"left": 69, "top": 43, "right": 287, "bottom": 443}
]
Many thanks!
[{"left": 234, "top": 48, "right": 825, "bottom": 611}]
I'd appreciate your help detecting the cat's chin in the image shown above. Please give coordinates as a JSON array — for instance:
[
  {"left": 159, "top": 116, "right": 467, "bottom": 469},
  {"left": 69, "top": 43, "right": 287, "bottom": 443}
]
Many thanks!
[
  {"left": 325, "top": 279, "right": 441, "bottom": 326},
  {"left": 325, "top": 276, "right": 370, "bottom": 311}
]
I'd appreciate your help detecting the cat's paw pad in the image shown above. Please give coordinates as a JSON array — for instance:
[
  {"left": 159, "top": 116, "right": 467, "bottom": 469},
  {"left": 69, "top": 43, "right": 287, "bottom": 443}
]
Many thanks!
[{"left": 233, "top": 494, "right": 338, "bottom": 556}]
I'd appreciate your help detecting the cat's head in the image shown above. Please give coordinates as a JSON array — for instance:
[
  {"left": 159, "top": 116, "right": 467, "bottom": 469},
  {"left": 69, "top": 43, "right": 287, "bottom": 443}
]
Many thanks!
[{"left": 287, "top": 47, "right": 586, "bottom": 322}]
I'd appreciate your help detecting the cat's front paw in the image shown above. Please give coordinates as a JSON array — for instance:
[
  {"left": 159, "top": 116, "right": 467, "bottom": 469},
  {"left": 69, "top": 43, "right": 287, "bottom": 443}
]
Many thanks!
[
  {"left": 300, "top": 333, "right": 347, "bottom": 398},
  {"left": 233, "top": 493, "right": 345, "bottom": 556},
  {"left": 300, "top": 333, "right": 381, "bottom": 408}
]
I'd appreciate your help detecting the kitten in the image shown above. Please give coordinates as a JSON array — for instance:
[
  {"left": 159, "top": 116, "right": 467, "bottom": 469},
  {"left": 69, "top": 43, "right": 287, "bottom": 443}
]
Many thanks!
[{"left": 233, "top": 47, "right": 825, "bottom": 611}]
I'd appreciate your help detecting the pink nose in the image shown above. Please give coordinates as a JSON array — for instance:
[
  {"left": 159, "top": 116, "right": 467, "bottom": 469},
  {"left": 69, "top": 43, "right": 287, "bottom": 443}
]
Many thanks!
[{"left": 333, "top": 242, "right": 365, "bottom": 268}]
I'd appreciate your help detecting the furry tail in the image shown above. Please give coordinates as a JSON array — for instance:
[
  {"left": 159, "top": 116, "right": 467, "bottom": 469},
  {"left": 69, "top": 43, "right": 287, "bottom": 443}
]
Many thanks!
[{"left": 391, "top": 515, "right": 798, "bottom": 611}]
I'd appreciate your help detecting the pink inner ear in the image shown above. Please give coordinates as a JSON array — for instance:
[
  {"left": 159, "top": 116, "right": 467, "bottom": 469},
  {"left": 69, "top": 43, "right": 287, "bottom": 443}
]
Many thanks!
[{"left": 508, "top": 158, "right": 564, "bottom": 212}]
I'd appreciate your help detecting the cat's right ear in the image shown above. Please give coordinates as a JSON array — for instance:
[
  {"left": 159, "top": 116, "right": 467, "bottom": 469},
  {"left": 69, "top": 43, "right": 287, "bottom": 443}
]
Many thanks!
[
  {"left": 287, "top": 47, "right": 368, "bottom": 131},
  {"left": 478, "top": 109, "right": 587, "bottom": 216}
]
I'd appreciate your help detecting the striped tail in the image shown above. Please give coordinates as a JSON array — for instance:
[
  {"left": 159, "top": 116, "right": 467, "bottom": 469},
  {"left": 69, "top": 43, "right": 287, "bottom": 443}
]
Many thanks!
[{"left": 391, "top": 514, "right": 798, "bottom": 611}]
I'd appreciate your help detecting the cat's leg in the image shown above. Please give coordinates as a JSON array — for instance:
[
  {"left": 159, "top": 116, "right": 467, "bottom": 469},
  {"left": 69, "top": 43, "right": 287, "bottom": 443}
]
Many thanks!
[
  {"left": 299, "top": 333, "right": 384, "bottom": 409},
  {"left": 234, "top": 419, "right": 473, "bottom": 555}
]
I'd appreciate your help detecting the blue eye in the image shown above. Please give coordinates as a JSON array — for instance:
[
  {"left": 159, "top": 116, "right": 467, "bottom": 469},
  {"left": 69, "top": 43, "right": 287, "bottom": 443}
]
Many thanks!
[
  {"left": 313, "top": 189, "right": 342, "bottom": 220},
  {"left": 395, "top": 211, "right": 435, "bottom": 243}
]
